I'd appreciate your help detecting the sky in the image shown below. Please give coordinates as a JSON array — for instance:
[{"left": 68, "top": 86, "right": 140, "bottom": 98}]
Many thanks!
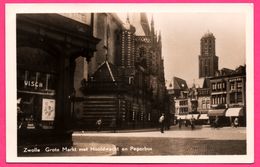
[
  {"left": 119, "top": 12, "right": 246, "bottom": 87},
  {"left": 151, "top": 13, "right": 246, "bottom": 87}
]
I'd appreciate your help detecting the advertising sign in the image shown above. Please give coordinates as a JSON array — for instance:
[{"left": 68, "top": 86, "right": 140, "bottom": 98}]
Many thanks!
[{"left": 42, "top": 98, "right": 55, "bottom": 121}]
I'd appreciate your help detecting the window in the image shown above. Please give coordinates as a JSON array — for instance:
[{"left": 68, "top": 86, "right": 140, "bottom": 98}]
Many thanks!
[
  {"left": 230, "top": 93, "right": 236, "bottom": 104},
  {"left": 207, "top": 103, "right": 211, "bottom": 109},
  {"left": 237, "top": 92, "right": 243, "bottom": 103},
  {"left": 132, "top": 111, "right": 135, "bottom": 121},
  {"left": 202, "top": 97, "right": 205, "bottom": 104},
  {"left": 212, "top": 97, "right": 215, "bottom": 105},
  {"left": 237, "top": 82, "right": 243, "bottom": 91},
  {"left": 217, "top": 83, "right": 220, "bottom": 89},
  {"left": 212, "top": 83, "right": 216, "bottom": 91},
  {"left": 129, "top": 76, "right": 134, "bottom": 84},
  {"left": 222, "top": 82, "right": 226, "bottom": 89},
  {"left": 148, "top": 113, "right": 151, "bottom": 121},
  {"left": 140, "top": 112, "right": 144, "bottom": 121},
  {"left": 202, "top": 104, "right": 206, "bottom": 109},
  {"left": 237, "top": 82, "right": 242, "bottom": 88},
  {"left": 230, "top": 82, "right": 235, "bottom": 91},
  {"left": 222, "top": 96, "right": 226, "bottom": 104}
]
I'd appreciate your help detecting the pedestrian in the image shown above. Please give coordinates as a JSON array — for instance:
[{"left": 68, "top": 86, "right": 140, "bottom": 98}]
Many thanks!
[
  {"left": 190, "top": 116, "right": 195, "bottom": 130},
  {"left": 96, "top": 118, "right": 102, "bottom": 132},
  {"left": 178, "top": 118, "right": 182, "bottom": 129},
  {"left": 234, "top": 117, "right": 239, "bottom": 128},
  {"left": 214, "top": 116, "right": 219, "bottom": 129},
  {"left": 110, "top": 117, "right": 117, "bottom": 133},
  {"left": 159, "top": 113, "right": 165, "bottom": 133}
]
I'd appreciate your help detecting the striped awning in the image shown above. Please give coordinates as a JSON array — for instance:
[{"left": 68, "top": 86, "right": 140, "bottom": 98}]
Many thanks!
[
  {"left": 225, "top": 108, "right": 244, "bottom": 117},
  {"left": 208, "top": 109, "right": 226, "bottom": 117}
]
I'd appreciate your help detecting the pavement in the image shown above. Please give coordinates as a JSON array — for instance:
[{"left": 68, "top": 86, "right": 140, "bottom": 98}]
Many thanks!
[
  {"left": 18, "top": 125, "right": 247, "bottom": 156},
  {"left": 73, "top": 125, "right": 246, "bottom": 140}
]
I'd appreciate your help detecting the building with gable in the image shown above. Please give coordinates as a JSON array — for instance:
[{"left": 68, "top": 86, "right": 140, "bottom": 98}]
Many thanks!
[{"left": 74, "top": 13, "right": 167, "bottom": 130}]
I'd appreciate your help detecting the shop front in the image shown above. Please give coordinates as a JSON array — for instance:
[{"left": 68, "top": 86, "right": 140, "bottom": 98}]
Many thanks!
[
  {"left": 17, "top": 14, "right": 100, "bottom": 148},
  {"left": 208, "top": 109, "right": 229, "bottom": 127},
  {"left": 225, "top": 107, "right": 245, "bottom": 127}
]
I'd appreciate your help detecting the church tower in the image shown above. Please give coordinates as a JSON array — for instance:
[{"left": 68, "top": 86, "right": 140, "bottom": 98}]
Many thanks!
[{"left": 199, "top": 32, "right": 219, "bottom": 78}]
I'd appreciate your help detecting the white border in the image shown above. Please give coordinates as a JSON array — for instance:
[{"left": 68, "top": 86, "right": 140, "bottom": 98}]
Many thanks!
[{"left": 6, "top": 3, "right": 254, "bottom": 163}]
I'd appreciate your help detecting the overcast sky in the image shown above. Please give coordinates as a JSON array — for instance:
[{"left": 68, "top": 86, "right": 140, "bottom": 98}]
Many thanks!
[{"left": 150, "top": 12, "right": 246, "bottom": 87}]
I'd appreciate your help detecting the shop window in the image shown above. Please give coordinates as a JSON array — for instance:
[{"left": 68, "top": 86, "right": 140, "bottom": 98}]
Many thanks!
[{"left": 17, "top": 69, "right": 57, "bottom": 130}]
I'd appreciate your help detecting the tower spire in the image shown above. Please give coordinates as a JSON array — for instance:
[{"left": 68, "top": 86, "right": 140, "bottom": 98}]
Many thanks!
[
  {"left": 126, "top": 13, "right": 130, "bottom": 23},
  {"left": 125, "top": 13, "right": 131, "bottom": 30},
  {"left": 158, "top": 30, "right": 161, "bottom": 43}
]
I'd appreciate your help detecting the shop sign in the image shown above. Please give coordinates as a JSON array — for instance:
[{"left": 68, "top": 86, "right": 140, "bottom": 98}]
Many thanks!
[
  {"left": 42, "top": 98, "right": 55, "bottom": 121},
  {"left": 24, "top": 80, "right": 44, "bottom": 89}
]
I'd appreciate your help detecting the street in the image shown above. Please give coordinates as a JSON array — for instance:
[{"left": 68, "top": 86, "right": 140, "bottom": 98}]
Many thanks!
[{"left": 18, "top": 125, "right": 246, "bottom": 156}]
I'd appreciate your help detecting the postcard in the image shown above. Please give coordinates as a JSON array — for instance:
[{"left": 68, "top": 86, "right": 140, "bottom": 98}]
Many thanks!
[{"left": 5, "top": 3, "right": 254, "bottom": 163}]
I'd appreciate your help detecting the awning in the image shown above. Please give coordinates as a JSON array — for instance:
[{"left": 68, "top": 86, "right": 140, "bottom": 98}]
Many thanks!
[
  {"left": 186, "top": 114, "right": 199, "bottom": 120},
  {"left": 208, "top": 109, "right": 226, "bottom": 117},
  {"left": 198, "top": 114, "right": 209, "bottom": 120},
  {"left": 197, "top": 110, "right": 208, "bottom": 114},
  {"left": 176, "top": 115, "right": 187, "bottom": 119},
  {"left": 225, "top": 108, "right": 244, "bottom": 117}
]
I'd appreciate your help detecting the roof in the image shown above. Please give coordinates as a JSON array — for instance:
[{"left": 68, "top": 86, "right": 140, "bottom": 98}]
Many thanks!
[
  {"left": 202, "top": 78, "right": 211, "bottom": 88},
  {"left": 91, "top": 60, "right": 118, "bottom": 83},
  {"left": 211, "top": 65, "right": 246, "bottom": 79},
  {"left": 232, "top": 65, "right": 246, "bottom": 75},
  {"left": 215, "top": 68, "right": 234, "bottom": 76},
  {"left": 201, "top": 31, "right": 215, "bottom": 39},
  {"left": 173, "top": 77, "right": 188, "bottom": 90}
]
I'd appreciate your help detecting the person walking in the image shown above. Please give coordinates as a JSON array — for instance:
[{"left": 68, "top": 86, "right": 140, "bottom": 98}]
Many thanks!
[
  {"left": 159, "top": 113, "right": 165, "bottom": 133},
  {"left": 96, "top": 118, "right": 102, "bottom": 132},
  {"left": 214, "top": 116, "right": 219, "bottom": 129},
  {"left": 190, "top": 116, "right": 195, "bottom": 130},
  {"left": 234, "top": 117, "right": 239, "bottom": 128},
  {"left": 110, "top": 117, "right": 117, "bottom": 133},
  {"left": 178, "top": 118, "right": 182, "bottom": 129}
]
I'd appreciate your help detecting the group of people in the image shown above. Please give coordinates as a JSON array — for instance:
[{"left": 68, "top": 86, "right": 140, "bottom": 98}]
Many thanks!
[
  {"left": 178, "top": 116, "right": 196, "bottom": 130},
  {"left": 95, "top": 114, "right": 240, "bottom": 133},
  {"left": 213, "top": 116, "right": 239, "bottom": 129}
]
